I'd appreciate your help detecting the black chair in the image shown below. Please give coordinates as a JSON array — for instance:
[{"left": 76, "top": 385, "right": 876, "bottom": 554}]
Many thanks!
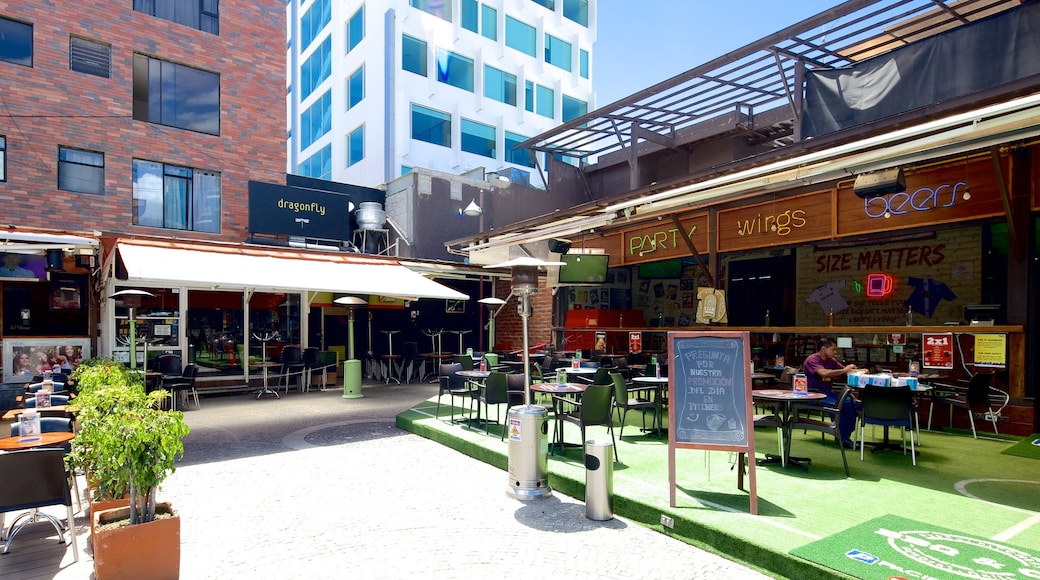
[
  {"left": 553, "top": 384, "right": 618, "bottom": 462},
  {"left": 279, "top": 346, "right": 307, "bottom": 393},
  {"left": 303, "top": 347, "right": 333, "bottom": 391},
  {"left": 9, "top": 417, "right": 81, "bottom": 510},
  {"left": 576, "top": 366, "right": 611, "bottom": 386},
  {"left": 452, "top": 354, "right": 474, "bottom": 371},
  {"left": 401, "top": 341, "right": 423, "bottom": 383},
  {"left": 436, "top": 363, "right": 475, "bottom": 423},
  {"left": 791, "top": 387, "right": 854, "bottom": 477},
  {"left": 859, "top": 386, "right": 917, "bottom": 466},
  {"left": 506, "top": 372, "right": 527, "bottom": 408},
  {"left": 927, "top": 372, "right": 1009, "bottom": 438},
  {"left": 0, "top": 448, "right": 79, "bottom": 560},
  {"left": 163, "top": 364, "right": 200, "bottom": 411},
  {"left": 610, "top": 372, "right": 657, "bottom": 438},
  {"left": 479, "top": 371, "right": 511, "bottom": 439}
]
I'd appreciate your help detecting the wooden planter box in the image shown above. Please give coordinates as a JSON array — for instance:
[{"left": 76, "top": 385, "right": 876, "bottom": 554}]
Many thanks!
[{"left": 92, "top": 502, "right": 180, "bottom": 580}]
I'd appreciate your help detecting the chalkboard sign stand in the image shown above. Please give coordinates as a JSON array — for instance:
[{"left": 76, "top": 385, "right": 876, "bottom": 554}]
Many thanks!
[{"left": 667, "top": 330, "right": 758, "bottom": 515}]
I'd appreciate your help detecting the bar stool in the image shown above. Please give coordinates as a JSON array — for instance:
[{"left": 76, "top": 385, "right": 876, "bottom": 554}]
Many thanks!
[{"left": 380, "top": 330, "right": 402, "bottom": 384}]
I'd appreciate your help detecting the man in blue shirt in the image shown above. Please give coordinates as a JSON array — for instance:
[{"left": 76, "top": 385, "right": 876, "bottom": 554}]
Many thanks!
[{"left": 802, "top": 337, "right": 859, "bottom": 448}]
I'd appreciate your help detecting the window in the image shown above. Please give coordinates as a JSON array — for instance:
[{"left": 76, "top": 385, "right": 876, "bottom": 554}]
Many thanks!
[
  {"left": 545, "top": 34, "right": 571, "bottom": 71},
  {"left": 562, "top": 94, "right": 587, "bottom": 122},
  {"left": 347, "top": 124, "right": 364, "bottom": 167},
  {"left": 505, "top": 16, "right": 536, "bottom": 57},
  {"left": 532, "top": 0, "right": 555, "bottom": 9},
  {"left": 524, "top": 81, "right": 534, "bottom": 112},
  {"left": 401, "top": 165, "right": 413, "bottom": 175},
  {"left": 481, "top": 5, "right": 497, "bottom": 40},
  {"left": 0, "top": 136, "right": 6, "bottom": 182},
  {"left": 133, "top": 55, "right": 220, "bottom": 135},
  {"left": 579, "top": 48, "right": 589, "bottom": 79},
  {"left": 133, "top": 159, "right": 220, "bottom": 233},
  {"left": 300, "top": 37, "right": 331, "bottom": 101},
  {"left": 347, "top": 5, "right": 364, "bottom": 52},
  {"left": 436, "top": 49, "right": 474, "bottom": 92},
  {"left": 484, "top": 65, "right": 516, "bottom": 106},
  {"left": 505, "top": 132, "right": 536, "bottom": 167},
  {"left": 410, "top": 0, "right": 451, "bottom": 22},
  {"left": 298, "top": 144, "right": 331, "bottom": 179},
  {"left": 300, "top": 91, "right": 332, "bottom": 150},
  {"left": 347, "top": 65, "right": 364, "bottom": 109},
  {"left": 461, "top": 0, "right": 478, "bottom": 32},
  {"left": 563, "top": 0, "right": 588, "bottom": 26},
  {"left": 58, "top": 147, "right": 104, "bottom": 195},
  {"left": 411, "top": 104, "right": 450, "bottom": 147},
  {"left": 536, "top": 85, "right": 554, "bottom": 119},
  {"left": 402, "top": 34, "right": 427, "bottom": 77},
  {"left": 300, "top": 0, "right": 330, "bottom": 48},
  {"left": 69, "top": 37, "right": 111, "bottom": 78},
  {"left": 133, "top": 0, "right": 219, "bottom": 35},
  {"left": 461, "top": 119, "right": 495, "bottom": 158},
  {"left": 0, "top": 17, "right": 32, "bottom": 67}
]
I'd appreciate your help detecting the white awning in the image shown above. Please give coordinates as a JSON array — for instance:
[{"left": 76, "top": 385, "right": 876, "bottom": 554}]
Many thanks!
[{"left": 116, "top": 242, "right": 468, "bottom": 301}]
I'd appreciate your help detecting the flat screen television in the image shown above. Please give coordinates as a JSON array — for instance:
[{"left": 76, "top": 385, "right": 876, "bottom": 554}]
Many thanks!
[{"left": 558, "top": 254, "right": 609, "bottom": 284}]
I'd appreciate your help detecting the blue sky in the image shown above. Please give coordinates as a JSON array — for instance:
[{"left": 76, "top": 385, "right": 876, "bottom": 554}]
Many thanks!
[{"left": 594, "top": 0, "right": 839, "bottom": 107}]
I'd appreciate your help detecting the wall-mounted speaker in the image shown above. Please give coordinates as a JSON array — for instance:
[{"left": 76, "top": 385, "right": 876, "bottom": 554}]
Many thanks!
[
  {"left": 45, "top": 249, "right": 65, "bottom": 271},
  {"left": 548, "top": 238, "right": 572, "bottom": 254},
  {"left": 853, "top": 168, "right": 905, "bottom": 198}
]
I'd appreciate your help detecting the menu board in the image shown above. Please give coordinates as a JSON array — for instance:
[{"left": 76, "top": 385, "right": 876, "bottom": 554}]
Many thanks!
[{"left": 669, "top": 332, "right": 752, "bottom": 448}]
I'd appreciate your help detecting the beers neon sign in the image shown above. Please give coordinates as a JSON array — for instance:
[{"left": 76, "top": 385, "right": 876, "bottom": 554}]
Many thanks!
[{"left": 863, "top": 181, "right": 964, "bottom": 218}]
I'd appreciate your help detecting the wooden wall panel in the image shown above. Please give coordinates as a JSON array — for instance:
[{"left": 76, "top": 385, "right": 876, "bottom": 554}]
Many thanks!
[
  {"left": 617, "top": 212, "right": 709, "bottom": 265},
  {"left": 716, "top": 190, "right": 833, "bottom": 252}
]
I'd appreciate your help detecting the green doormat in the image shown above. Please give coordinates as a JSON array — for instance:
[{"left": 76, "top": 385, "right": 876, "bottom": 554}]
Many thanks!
[
  {"left": 790, "top": 515, "right": 1040, "bottom": 579},
  {"left": 1001, "top": 434, "right": 1040, "bottom": 461}
]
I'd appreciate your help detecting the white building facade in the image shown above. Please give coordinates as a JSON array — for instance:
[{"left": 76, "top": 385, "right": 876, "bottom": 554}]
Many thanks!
[{"left": 286, "top": 0, "right": 596, "bottom": 188}]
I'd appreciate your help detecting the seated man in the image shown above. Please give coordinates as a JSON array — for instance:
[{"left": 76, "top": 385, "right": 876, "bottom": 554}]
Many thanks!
[{"left": 802, "top": 337, "right": 859, "bottom": 449}]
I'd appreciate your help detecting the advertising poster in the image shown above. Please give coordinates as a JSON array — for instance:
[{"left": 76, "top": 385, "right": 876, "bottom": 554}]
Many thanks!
[
  {"left": 628, "top": 332, "right": 642, "bottom": 354},
  {"left": 921, "top": 333, "right": 954, "bottom": 370},
  {"left": 973, "top": 334, "right": 1007, "bottom": 368}
]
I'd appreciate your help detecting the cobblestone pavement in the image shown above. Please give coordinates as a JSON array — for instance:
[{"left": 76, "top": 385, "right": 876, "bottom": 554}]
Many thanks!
[{"left": 49, "top": 382, "right": 774, "bottom": 579}]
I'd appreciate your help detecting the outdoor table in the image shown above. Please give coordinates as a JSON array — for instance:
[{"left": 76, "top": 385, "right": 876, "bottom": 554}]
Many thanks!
[
  {"left": 752, "top": 389, "right": 826, "bottom": 470},
  {"left": 2, "top": 405, "right": 69, "bottom": 421},
  {"left": 455, "top": 370, "right": 491, "bottom": 426},
  {"left": 530, "top": 382, "right": 589, "bottom": 454},
  {"left": 631, "top": 376, "right": 668, "bottom": 434},
  {"left": 0, "top": 431, "right": 75, "bottom": 452},
  {"left": 553, "top": 366, "right": 597, "bottom": 376},
  {"left": 251, "top": 361, "right": 282, "bottom": 399},
  {"left": 421, "top": 352, "right": 454, "bottom": 382}
]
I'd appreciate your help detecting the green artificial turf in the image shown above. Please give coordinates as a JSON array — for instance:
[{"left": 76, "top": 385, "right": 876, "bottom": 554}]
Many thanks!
[
  {"left": 1001, "top": 434, "right": 1040, "bottom": 461},
  {"left": 399, "top": 397, "right": 1040, "bottom": 580}
]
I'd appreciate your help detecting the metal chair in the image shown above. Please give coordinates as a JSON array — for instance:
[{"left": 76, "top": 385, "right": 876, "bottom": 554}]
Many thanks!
[
  {"left": 791, "top": 386, "right": 854, "bottom": 477},
  {"left": 303, "top": 347, "right": 332, "bottom": 391},
  {"left": 478, "top": 371, "right": 511, "bottom": 438},
  {"left": 436, "top": 363, "right": 475, "bottom": 423},
  {"left": 401, "top": 341, "right": 423, "bottom": 383},
  {"left": 610, "top": 372, "right": 657, "bottom": 438},
  {"left": 927, "top": 372, "right": 1009, "bottom": 438},
  {"left": 0, "top": 448, "right": 79, "bottom": 560},
  {"left": 279, "top": 346, "right": 307, "bottom": 393},
  {"left": 163, "top": 364, "right": 200, "bottom": 410},
  {"left": 859, "top": 385, "right": 917, "bottom": 466}
]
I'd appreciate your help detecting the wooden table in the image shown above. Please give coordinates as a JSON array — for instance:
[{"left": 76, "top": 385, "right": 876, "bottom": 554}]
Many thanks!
[
  {"left": 0, "top": 431, "right": 75, "bottom": 451},
  {"left": 752, "top": 389, "right": 826, "bottom": 470},
  {"left": 2, "top": 405, "right": 70, "bottom": 421}
]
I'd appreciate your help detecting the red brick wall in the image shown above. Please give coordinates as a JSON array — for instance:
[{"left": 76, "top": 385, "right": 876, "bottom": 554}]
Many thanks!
[
  {"left": 0, "top": 1, "right": 285, "bottom": 241},
  {"left": 492, "top": 279, "right": 556, "bottom": 352}
]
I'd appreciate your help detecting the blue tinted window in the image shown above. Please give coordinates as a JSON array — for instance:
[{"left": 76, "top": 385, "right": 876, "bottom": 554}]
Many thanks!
[
  {"left": 562, "top": 94, "right": 587, "bottom": 122},
  {"left": 0, "top": 17, "right": 32, "bottom": 67},
  {"left": 563, "top": 0, "right": 588, "bottom": 26},
  {"left": 579, "top": 48, "right": 589, "bottom": 79},
  {"left": 402, "top": 34, "right": 427, "bottom": 77},
  {"left": 505, "top": 16, "right": 536, "bottom": 57},
  {"left": 411, "top": 104, "right": 451, "bottom": 147},
  {"left": 461, "top": 0, "right": 478, "bottom": 32},
  {"left": 300, "top": 91, "right": 332, "bottom": 149},
  {"left": 436, "top": 49, "right": 474, "bottom": 92},
  {"left": 484, "top": 66, "right": 516, "bottom": 106},
  {"left": 524, "top": 81, "right": 534, "bottom": 112},
  {"left": 481, "top": 5, "right": 497, "bottom": 40},
  {"left": 347, "top": 5, "right": 364, "bottom": 52},
  {"left": 545, "top": 34, "right": 571, "bottom": 72},
  {"left": 348, "top": 65, "right": 364, "bottom": 109},
  {"left": 411, "top": 0, "right": 451, "bottom": 21},
  {"left": 133, "top": 54, "right": 220, "bottom": 135},
  {"left": 58, "top": 147, "right": 104, "bottom": 195},
  {"left": 531, "top": 0, "right": 554, "bottom": 10},
  {"left": 300, "top": 37, "right": 331, "bottom": 100},
  {"left": 461, "top": 119, "right": 496, "bottom": 158},
  {"left": 134, "top": 0, "right": 219, "bottom": 35},
  {"left": 505, "top": 132, "right": 536, "bottom": 168},
  {"left": 347, "top": 124, "right": 364, "bottom": 167},
  {"left": 300, "top": 0, "right": 330, "bottom": 49},
  {"left": 132, "top": 159, "right": 220, "bottom": 233},
  {"left": 536, "top": 85, "right": 554, "bottom": 119},
  {"left": 298, "top": 144, "right": 332, "bottom": 180}
]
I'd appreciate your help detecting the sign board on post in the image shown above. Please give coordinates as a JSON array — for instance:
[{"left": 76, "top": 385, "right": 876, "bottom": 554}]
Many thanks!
[{"left": 668, "top": 331, "right": 757, "bottom": 515}]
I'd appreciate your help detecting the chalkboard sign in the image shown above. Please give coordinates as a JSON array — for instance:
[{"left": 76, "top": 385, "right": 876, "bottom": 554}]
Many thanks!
[
  {"left": 669, "top": 332, "right": 752, "bottom": 448},
  {"left": 667, "top": 330, "right": 758, "bottom": 514}
]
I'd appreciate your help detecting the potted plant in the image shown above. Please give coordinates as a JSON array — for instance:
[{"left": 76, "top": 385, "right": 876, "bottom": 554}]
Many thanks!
[{"left": 67, "top": 357, "right": 190, "bottom": 579}]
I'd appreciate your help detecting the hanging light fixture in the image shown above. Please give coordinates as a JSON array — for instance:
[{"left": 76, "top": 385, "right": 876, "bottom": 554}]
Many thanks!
[{"left": 462, "top": 200, "right": 482, "bottom": 217}]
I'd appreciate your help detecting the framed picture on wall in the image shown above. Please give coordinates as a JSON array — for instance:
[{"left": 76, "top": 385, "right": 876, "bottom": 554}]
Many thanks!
[{"left": 446, "top": 299, "right": 465, "bottom": 314}]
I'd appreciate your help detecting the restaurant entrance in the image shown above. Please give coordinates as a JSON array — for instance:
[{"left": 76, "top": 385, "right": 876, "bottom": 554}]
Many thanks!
[{"left": 726, "top": 254, "right": 795, "bottom": 327}]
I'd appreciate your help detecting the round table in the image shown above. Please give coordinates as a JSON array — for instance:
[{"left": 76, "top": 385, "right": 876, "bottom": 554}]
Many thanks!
[
  {"left": 250, "top": 361, "right": 282, "bottom": 399},
  {"left": 751, "top": 389, "right": 826, "bottom": 470},
  {"left": 632, "top": 377, "right": 668, "bottom": 434},
  {"left": 0, "top": 431, "right": 75, "bottom": 451}
]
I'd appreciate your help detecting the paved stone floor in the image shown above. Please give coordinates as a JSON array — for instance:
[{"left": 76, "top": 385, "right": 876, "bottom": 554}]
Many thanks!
[{"left": 31, "top": 381, "right": 773, "bottom": 579}]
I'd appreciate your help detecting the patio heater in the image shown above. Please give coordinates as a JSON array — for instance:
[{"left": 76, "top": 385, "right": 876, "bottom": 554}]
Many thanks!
[
  {"left": 486, "top": 257, "right": 562, "bottom": 501},
  {"left": 109, "top": 289, "right": 155, "bottom": 371},
  {"left": 477, "top": 297, "right": 507, "bottom": 353},
  {"left": 334, "top": 296, "right": 367, "bottom": 399}
]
